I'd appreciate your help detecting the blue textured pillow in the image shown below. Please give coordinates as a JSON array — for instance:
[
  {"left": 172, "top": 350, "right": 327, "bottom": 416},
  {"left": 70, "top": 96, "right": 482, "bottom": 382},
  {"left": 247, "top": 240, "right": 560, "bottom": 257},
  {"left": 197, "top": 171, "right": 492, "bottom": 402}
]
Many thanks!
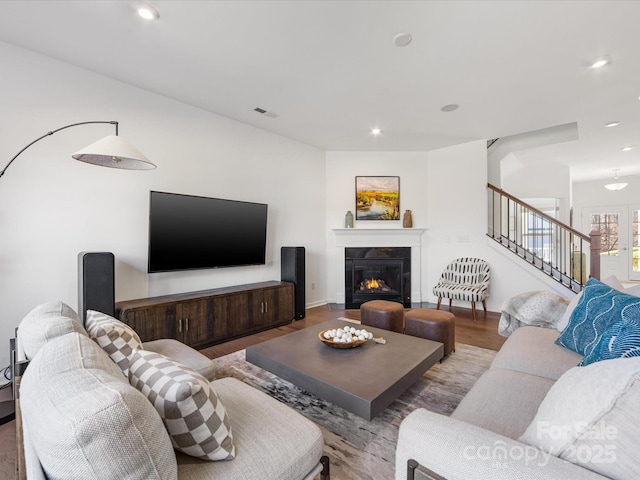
[
  {"left": 555, "top": 278, "right": 640, "bottom": 356},
  {"left": 579, "top": 314, "right": 640, "bottom": 365}
]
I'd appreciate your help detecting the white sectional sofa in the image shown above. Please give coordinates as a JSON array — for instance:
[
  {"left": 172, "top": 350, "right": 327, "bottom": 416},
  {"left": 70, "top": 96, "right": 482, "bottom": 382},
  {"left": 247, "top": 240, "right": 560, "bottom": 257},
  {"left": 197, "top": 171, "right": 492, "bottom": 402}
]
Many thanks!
[
  {"left": 14, "top": 301, "right": 330, "bottom": 480},
  {"left": 396, "top": 278, "right": 640, "bottom": 480}
]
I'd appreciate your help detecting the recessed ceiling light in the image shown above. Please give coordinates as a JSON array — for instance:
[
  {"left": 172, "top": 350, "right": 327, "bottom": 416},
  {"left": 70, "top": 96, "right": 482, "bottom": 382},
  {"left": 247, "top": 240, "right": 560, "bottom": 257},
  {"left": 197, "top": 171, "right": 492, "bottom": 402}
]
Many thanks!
[
  {"left": 371, "top": 128, "right": 382, "bottom": 136},
  {"left": 138, "top": 4, "right": 160, "bottom": 20},
  {"left": 621, "top": 146, "right": 635, "bottom": 152},
  {"left": 605, "top": 121, "right": 621, "bottom": 128},
  {"left": 393, "top": 33, "right": 412, "bottom": 47},
  {"left": 441, "top": 104, "right": 459, "bottom": 112},
  {"left": 590, "top": 57, "right": 609, "bottom": 69}
]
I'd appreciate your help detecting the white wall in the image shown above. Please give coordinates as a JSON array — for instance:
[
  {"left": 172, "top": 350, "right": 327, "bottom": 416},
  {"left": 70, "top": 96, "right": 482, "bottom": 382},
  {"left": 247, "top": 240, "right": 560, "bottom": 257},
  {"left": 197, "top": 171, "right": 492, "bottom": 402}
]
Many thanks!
[
  {"left": 325, "top": 144, "right": 557, "bottom": 312},
  {"left": 0, "top": 42, "right": 326, "bottom": 367}
]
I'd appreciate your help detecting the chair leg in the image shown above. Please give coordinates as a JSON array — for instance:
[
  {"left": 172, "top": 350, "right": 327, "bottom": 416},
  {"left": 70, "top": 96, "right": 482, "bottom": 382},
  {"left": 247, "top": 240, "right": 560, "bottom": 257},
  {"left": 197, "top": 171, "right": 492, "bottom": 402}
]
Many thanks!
[
  {"left": 448, "top": 299, "right": 452, "bottom": 309},
  {"left": 471, "top": 301, "right": 477, "bottom": 321},
  {"left": 320, "top": 455, "right": 330, "bottom": 480},
  {"left": 482, "top": 299, "right": 487, "bottom": 314},
  {"left": 436, "top": 297, "right": 441, "bottom": 310}
]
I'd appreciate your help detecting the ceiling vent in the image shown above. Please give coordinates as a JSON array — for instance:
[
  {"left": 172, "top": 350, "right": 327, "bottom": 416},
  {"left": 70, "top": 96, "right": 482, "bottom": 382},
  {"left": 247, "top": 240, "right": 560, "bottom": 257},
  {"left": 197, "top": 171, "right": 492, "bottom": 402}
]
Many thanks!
[{"left": 254, "top": 107, "right": 279, "bottom": 119}]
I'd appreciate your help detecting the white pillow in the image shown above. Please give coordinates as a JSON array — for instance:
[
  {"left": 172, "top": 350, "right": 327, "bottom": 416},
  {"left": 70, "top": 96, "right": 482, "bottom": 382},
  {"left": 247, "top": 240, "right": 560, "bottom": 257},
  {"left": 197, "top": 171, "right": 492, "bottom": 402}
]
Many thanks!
[
  {"left": 519, "top": 357, "right": 640, "bottom": 479},
  {"left": 20, "top": 333, "right": 177, "bottom": 480},
  {"left": 556, "top": 276, "right": 627, "bottom": 332},
  {"left": 18, "top": 301, "right": 86, "bottom": 359}
]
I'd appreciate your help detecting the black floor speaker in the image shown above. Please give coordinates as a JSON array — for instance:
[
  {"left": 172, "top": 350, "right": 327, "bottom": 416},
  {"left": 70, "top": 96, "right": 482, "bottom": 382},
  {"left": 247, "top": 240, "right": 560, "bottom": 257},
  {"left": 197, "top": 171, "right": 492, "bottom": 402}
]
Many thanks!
[
  {"left": 281, "top": 246, "right": 305, "bottom": 320},
  {"left": 78, "top": 252, "right": 115, "bottom": 323}
]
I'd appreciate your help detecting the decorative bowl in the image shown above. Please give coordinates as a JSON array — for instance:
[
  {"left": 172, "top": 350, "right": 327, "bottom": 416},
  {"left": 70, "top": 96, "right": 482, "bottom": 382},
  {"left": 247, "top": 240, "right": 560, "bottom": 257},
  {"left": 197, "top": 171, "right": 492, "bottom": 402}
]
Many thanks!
[{"left": 318, "top": 329, "right": 368, "bottom": 349}]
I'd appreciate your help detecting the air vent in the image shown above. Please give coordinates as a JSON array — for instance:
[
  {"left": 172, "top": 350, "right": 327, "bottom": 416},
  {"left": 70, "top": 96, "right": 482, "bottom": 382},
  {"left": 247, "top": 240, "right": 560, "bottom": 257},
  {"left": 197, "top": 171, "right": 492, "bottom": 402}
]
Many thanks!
[{"left": 254, "top": 107, "right": 279, "bottom": 119}]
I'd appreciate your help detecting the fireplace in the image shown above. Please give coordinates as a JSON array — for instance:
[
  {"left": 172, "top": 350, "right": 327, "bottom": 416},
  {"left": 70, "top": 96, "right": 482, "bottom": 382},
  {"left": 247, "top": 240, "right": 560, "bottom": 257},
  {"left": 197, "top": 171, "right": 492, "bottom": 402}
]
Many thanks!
[{"left": 345, "top": 247, "right": 411, "bottom": 308}]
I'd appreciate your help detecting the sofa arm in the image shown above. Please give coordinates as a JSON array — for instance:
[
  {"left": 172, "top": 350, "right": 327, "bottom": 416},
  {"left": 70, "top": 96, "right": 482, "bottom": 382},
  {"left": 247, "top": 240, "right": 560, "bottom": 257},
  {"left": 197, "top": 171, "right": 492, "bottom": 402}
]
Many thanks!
[{"left": 395, "top": 409, "right": 607, "bottom": 480}]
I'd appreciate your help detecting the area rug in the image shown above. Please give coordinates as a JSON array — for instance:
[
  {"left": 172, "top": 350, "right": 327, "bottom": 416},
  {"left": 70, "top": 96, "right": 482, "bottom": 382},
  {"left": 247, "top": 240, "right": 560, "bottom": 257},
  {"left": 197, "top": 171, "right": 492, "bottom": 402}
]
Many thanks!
[{"left": 211, "top": 343, "right": 496, "bottom": 480}]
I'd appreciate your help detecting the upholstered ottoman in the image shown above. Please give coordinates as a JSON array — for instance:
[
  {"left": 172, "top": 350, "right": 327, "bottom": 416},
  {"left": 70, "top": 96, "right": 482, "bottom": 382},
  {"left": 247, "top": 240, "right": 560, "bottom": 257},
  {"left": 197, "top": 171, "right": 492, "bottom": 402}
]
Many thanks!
[
  {"left": 360, "top": 300, "right": 404, "bottom": 333},
  {"left": 404, "top": 309, "right": 455, "bottom": 360}
]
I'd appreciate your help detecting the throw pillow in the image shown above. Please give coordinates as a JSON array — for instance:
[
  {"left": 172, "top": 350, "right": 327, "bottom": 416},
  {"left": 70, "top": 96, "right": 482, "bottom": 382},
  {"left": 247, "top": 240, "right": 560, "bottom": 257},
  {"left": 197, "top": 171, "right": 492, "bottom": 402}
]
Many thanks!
[
  {"left": 519, "top": 357, "right": 640, "bottom": 479},
  {"left": 128, "top": 349, "right": 236, "bottom": 461},
  {"left": 18, "top": 301, "right": 86, "bottom": 360},
  {"left": 580, "top": 315, "right": 640, "bottom": 366},
  {"left": 555, "top": 278, "right": 640, "bottom": 356},
  {"left": 85, "top": 310, "right": 143, "bottom": 375},
  {"left": 556, "top": 276, "right": 627, "bottom": 332}
]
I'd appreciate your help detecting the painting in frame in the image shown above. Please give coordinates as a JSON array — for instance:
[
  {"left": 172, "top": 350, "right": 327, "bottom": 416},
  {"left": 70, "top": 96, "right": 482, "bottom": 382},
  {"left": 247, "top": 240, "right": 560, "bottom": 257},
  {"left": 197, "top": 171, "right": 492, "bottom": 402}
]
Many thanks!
[{"left": 355, "top": 176, "right": 400, "bottom": 220}]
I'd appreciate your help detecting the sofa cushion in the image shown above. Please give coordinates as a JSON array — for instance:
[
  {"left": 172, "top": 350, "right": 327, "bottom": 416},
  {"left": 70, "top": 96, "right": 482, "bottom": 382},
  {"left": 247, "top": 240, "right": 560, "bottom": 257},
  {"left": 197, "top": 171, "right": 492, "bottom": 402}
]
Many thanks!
[
  {"left": 20, "top": 332, "right": 177, "bottom": 480},
  {"left": 556, "top": 278, "right": 640, "bottom": 356},
  {"left": 128, "top": 349, "right": 235, "bottom": 461},
  {"left": 579, "top": 316, "right": 640, "bottom": 365},
  {"left": 176, "top": 377, "right": 324, "bottom": 480},
  {"left": 143, "top": 338, "right": 216, "bottom": 381},
  {"left": 85, "top": 309, "right": 143, "bottom": 375},
  {"left": 491, "top": 326, "right": 583, "bottom": 380},
  {"left": 451, "top": 368, "right": 555, "bottom": 440},
  {"left": 519, "top": 357, "right": 640, "bottom": 479},
  {"left": 18, "top": 301, "right": 86, "bottom": 360}
]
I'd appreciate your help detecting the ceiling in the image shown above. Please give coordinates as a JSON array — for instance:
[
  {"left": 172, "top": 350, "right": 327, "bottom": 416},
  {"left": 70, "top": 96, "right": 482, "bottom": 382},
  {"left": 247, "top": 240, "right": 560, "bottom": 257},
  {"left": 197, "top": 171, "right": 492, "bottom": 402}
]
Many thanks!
[{"left": 0, "top": 0, "right": 638, "bottom": 183}]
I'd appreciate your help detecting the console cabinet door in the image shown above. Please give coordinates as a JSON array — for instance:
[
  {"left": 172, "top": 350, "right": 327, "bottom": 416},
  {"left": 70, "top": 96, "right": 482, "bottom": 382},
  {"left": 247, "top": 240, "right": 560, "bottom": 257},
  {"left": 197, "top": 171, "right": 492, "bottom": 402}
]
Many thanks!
[
  {"left": 213, "top": 292, "right": 252, "bottom": 338},
  {"left": 179, "top": 299, "right": 213, "bottom": 348},
  {"left": 260, "top": 285, "right": 294, "bottom": 327},
  {"left": 120, "top": 304, "right": 178, "bottom": 343}
]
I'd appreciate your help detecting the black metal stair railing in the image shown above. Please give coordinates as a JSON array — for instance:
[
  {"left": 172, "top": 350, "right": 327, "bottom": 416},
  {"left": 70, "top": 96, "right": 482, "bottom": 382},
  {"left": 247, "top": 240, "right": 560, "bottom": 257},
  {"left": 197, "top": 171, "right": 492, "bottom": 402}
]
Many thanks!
[{"left": 487, "top": 184, "right": 600, "bottom": 292}]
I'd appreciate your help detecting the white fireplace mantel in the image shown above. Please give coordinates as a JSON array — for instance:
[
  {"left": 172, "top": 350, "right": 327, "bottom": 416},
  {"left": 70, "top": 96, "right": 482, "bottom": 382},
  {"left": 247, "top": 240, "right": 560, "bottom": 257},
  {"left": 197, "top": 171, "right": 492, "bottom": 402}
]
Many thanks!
[
  {"left": 332, "top": 228, "right": 426, "bottom": 304},
  {"left": 333, "top": 228, "right": 425, "bottom": 247}
]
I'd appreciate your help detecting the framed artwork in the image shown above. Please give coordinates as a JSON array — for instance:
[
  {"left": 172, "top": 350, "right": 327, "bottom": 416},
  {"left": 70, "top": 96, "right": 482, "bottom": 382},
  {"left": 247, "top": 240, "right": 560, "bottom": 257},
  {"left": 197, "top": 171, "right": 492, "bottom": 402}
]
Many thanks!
[{"left": 355, "top": 176, "right": 400, "bottom": 220}]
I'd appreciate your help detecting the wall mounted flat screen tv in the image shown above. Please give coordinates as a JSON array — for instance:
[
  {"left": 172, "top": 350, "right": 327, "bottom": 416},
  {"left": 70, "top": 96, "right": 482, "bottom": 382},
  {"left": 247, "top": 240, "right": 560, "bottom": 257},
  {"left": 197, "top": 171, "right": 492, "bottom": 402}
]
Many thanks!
[{"left": 148, "top": 191, "right": 268, "bottom": 273}]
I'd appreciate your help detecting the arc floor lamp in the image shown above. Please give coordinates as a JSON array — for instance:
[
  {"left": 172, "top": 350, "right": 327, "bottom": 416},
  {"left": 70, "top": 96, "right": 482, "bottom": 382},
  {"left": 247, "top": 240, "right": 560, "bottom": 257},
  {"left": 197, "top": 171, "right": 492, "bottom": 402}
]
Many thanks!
[
  {"left": 0, "top": 120, "right": 156, "bottom": 179},
  {"left": 0, "top": 120, "right": 155, "bottom": 425}
]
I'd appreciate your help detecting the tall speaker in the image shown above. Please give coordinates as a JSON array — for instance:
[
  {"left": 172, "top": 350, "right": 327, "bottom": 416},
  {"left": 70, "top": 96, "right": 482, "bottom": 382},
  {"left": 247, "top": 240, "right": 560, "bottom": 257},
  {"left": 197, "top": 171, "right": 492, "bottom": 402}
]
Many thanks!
[
  {"left": 78, "top": 252, "right": 115, "bottom": 323},
  {"left": 281, "top": 246, "right": 305, "bottom": 320}
]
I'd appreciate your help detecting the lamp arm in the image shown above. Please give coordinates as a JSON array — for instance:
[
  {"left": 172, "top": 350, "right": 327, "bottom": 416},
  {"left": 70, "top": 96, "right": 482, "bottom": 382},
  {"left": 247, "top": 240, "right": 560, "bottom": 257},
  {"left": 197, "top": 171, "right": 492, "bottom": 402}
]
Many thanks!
[{"left": 0, "top": 121, "right": 118, "bottom": 179}]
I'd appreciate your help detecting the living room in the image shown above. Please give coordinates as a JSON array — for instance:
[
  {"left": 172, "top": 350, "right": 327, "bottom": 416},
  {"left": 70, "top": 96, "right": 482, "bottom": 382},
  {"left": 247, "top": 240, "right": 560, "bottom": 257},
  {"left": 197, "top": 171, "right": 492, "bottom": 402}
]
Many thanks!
[
  {"left": 4, "top": 1, "right": 639, "bottom": 370},
  {"left": 1, "top": 2, "right": 640, "bottom": 478}
]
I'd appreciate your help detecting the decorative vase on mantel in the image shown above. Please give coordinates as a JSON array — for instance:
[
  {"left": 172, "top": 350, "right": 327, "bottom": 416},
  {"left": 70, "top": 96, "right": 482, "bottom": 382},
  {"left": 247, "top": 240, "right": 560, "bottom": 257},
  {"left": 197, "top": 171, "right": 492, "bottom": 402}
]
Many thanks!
[
  {"left": 345, "top": 210, "right": 354, "bottom": 228},
  {"left": 403, "top": 210, "right": 413, "bottom": 228}
]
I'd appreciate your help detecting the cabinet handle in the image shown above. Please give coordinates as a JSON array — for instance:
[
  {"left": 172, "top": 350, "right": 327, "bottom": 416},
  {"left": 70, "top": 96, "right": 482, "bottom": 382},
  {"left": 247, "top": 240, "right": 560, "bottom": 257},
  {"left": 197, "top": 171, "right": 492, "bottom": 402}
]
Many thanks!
[
  {"left": 178, "top": 319, "right": 182, "bottom": 333},
  {"left": 264, "top": 302, "right": 268, "bottom": 313},
  {"left": 260, "top": 302, "right": 264, "bottom": 313},
  {"left": 185, "top": 318, "right": 189, "bottom": 331}
]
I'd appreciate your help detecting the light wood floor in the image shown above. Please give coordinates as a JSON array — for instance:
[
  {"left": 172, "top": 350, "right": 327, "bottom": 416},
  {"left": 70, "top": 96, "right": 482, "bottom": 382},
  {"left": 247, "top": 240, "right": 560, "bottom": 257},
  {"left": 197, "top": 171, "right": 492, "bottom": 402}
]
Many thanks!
[{"left": 0, "top": 303, "right": 504, "bottom": 480}]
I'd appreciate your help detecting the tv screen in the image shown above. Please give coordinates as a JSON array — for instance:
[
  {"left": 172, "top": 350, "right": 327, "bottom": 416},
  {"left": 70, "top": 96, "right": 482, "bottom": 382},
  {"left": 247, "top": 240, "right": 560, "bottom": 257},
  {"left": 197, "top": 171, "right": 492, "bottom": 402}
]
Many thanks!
[{"left": 148, "top": 191, "right": 268, "bottom": 273}]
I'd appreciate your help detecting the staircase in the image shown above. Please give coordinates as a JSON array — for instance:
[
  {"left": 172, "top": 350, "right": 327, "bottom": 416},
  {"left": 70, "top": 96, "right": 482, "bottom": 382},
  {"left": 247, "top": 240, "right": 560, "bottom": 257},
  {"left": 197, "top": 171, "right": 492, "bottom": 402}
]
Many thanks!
[{"left": 487, "top": 183, "right": 600, "bottom": 292}]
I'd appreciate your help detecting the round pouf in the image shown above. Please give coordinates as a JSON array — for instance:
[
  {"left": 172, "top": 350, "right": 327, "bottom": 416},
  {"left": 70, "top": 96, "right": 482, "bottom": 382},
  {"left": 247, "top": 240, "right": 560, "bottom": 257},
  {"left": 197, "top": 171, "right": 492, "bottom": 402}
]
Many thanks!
[
  {"left": 359, "top": 300, "right": 404, "bottom": 333},
  {"left": 404, "top": 309, "right": 455, "bottom": 360}
]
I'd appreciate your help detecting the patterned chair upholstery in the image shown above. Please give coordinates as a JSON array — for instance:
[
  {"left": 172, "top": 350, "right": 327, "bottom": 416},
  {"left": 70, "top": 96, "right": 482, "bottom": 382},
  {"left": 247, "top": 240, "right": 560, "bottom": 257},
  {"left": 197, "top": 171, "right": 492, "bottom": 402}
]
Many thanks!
[{"left": 432, "top": 257, "right": 490, "bottom": 321}]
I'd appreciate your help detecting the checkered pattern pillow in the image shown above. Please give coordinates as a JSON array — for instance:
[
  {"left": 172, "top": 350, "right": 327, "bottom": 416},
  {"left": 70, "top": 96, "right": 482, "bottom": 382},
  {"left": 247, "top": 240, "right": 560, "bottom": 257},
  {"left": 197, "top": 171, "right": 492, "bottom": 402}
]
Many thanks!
[
  {"left": 128, "top": 349, "right": 236, "bottom": 461},
  {"left": 85, "top": 310, "right": 143, "bottom": 375}
]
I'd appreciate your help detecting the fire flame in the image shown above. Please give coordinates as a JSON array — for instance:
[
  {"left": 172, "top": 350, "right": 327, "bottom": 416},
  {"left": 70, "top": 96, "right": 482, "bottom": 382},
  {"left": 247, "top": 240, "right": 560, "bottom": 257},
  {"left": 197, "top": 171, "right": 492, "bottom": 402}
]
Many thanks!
[{"left": 366, "top": 277, "right": 380, "bottom": 289}]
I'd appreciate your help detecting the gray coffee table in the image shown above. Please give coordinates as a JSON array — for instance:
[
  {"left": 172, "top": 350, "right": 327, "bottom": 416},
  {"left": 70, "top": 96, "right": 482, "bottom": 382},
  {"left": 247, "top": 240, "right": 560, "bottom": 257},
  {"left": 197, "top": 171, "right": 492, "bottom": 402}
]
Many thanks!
[{"left": 246, "top": 319, "right": 444, "bottom": 420}]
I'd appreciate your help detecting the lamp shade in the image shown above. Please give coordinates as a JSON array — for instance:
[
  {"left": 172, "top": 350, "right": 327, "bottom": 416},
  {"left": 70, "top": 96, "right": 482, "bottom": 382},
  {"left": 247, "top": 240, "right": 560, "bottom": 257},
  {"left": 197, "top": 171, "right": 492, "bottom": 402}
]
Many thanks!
[
  {"left": 604, "top": 182, "right": 628, "bottom": 191},
  {"left": 72, "top": 135, "right": 156, "bottom": 170}
]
